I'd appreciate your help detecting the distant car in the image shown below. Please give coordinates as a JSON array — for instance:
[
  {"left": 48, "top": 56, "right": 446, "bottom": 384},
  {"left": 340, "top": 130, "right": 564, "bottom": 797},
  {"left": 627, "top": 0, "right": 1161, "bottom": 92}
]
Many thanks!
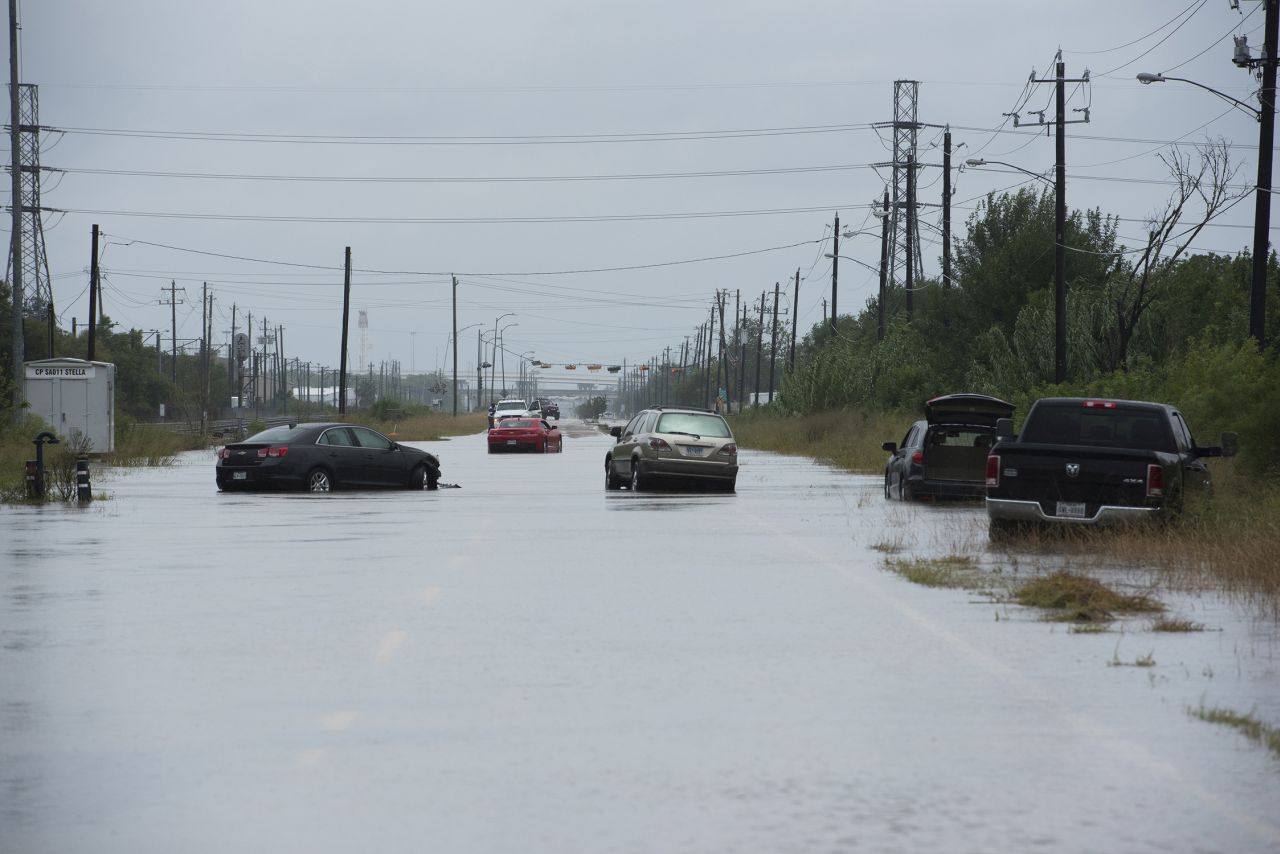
[
  {"left": 882, "top": 393, "right": 1014, "bottom": 501},
  {"left": 543, "top": 402, "right": 560, "bottom": 419},
  {"left": 216, "top": 422, "right": 441, "bottom": 492},
  {"left": 489, "top": 398, "right": 528, "bottom": 428},
  {"left": 605, "top": 406, "right": 737, "bottom": 492},
  {"left": 488, "top": 417, "right": 563, "bottom": 453}
]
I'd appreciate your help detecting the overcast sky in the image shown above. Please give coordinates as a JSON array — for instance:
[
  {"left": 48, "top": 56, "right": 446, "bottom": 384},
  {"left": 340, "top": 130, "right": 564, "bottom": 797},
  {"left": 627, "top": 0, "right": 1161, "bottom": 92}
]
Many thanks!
[{"left": 9, "top": 0, "right": 1272, "bottom": 385}]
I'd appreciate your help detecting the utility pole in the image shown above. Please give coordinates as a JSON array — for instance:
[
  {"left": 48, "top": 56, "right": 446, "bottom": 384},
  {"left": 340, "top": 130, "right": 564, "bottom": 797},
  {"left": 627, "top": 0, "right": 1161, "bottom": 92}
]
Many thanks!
[
  {"left": 87, "top": 224, "right": 99, "bottom": 361},
  {"left": 452, "top": 274, "right": 459, "bottom": 416},
  {"left": 261, "top": 316, "right": 269, "bottom": 410},
  {"left": 167, "top": 280, "right": 180, "bottom": 383},
  {"left": 1054, "top": 59, "right": 1067, "bottom": 381},
  {"left": 738, "top": 298, "right": 747, "bottom": 408},
  {"left": 942, "top": 128, "right": 952, "bottom": 289},
  {"left": 704, "top": 307, "right": 715, "bottom": 409},
  {"left": 7, "top": 0, "right": 23, "bottom": 422},
  {"left": 200, "top": 282, "right": 208, "bottom": 433},
  {"left": 476, "top": 329, "right": 483, "bottom": 411},
  {"left": 339, "top": 246, "right": 351, "bottom": 414},
  {"left": 789, "top": 268, "right": 800, "bottom": 370},
  {"left": 1251, "top": 0, "right": 1278, "bottom": 347},
  {"left": 1028, "top": 53, "right": 1089, "bottom": 382},
  {"left": 716, "top": 290, "right": 729, "bottom": 413},
  {"left": 829, "top": 213, "right": 840, "bottom": 334},
  {"left": 754, "top": 291, "right": 765, "bottom": 407},
  {"left": 768, "top": 282, "right": 780, "bottom": 404},
  {"left": 878, "top": 190, "right": 890, "bottom": 341},
  {"left": 905, "top": 154, "right": 915, "bottom": 320},
  {"left": 229, "top": 303, "right": 237, "bottom": 408}
]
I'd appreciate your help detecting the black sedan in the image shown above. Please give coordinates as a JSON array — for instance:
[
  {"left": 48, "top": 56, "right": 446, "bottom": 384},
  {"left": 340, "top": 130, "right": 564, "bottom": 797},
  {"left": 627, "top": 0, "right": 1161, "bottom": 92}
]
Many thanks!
[{"left": 216, "top": 422, "right": 441, "bottom": 492}]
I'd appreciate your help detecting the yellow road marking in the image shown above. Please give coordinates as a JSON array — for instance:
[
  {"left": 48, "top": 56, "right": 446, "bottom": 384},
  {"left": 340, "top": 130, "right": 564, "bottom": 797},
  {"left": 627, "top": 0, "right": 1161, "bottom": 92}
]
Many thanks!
[
  {"left": 375, "top": 629, "right": 407, "bottom": 666},
  {"left": 319, "top": 710, "right": 359, "bottom": 731}
]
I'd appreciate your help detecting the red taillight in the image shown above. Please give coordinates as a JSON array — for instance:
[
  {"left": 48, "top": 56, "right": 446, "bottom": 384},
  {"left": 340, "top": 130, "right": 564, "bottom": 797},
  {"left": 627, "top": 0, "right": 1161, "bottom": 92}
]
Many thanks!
[
  {"left": 649, "top": 438, "right": 671, "bottom": 450},
  {"left": 986, "top": 454, "right": 1000, "bottom": 488},
  {"left": 218, "top": 447, "right": 230, "bottom": 459},
  {"left": 720, "top": 443, "right": 737, "bottom": 456},
  {"left": 1082, "top": 400, "right": 1117, "bottom": 409},
  {"left": 1146, "top": 463, "right": 1164, "bottom": 498},
  {"left": 258, "top": 446, "right": 289, "bottom": 458},
  {"left": 911, "top": 450, "right": 923, "bottom": 465}
]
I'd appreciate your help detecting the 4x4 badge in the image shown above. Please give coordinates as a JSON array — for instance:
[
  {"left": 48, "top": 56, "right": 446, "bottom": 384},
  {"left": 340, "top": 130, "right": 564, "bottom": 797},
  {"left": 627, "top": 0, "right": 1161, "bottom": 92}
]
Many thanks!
[{"left": 1066, "top": 463, "right": 1080, "bottom": 477}]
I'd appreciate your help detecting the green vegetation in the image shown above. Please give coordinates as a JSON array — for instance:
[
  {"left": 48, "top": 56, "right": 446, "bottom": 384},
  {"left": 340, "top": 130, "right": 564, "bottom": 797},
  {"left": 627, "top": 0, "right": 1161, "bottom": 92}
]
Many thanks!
[
  {"left": 576, "top": 395, "right": 607, "bottom": 420},
  {"left": 1151, "top": 616, "right": 1206, "bottom": 633},
  {"left": 883, "top": 554, "right": 992, "bottom": 591},
  {"left": 1013, "top": 571, "right": 1164, "bottom": 623},
  {"left": 1190, "top": 704, "right": 1280, "bottom": 760}
]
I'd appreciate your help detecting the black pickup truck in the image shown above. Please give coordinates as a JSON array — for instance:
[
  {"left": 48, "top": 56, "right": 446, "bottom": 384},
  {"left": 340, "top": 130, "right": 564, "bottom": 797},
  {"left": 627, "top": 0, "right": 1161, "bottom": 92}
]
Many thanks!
[{"left": 985, "top": 397, "right": 1236, "bottom": 531}]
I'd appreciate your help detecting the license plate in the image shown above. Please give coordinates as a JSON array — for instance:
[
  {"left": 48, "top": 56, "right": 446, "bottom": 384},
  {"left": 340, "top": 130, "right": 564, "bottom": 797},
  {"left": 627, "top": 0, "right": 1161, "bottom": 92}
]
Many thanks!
[
  {"left": 507, "top": 439, "right": 517, "bottom": 445},
  {"left": 1055, "top": 501, "right": 1086, "bottom": 518},
  {"left": 685, "top": 446, "right": 705, "bottom": 457},
  {"left": 233, "top": 471, "right": 247, "bottom": 480}
]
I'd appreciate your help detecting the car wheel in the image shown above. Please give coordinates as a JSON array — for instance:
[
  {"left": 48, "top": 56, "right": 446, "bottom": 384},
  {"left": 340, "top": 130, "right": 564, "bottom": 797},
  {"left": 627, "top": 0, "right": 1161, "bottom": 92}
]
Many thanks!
[
  {"left": 605, "top": 460, "right": 624, "bottom": 490},
  {"left": 542, "top": 439, "right": 548, "bottom": 453},
  {"left": 884, "top": 472, "right": 891, "bottom": 499},
  {"left": 426, "top": 468, "right": 440, "bottom": 491},
  {"left": 630, "top": 458, "right": 648, "bottom": 491},
  {"left": 557, "top": 439, "right": 563, "bottom": 452},
  {"left": 487, "top": 445, "right": 496, "bottom": 454},
  {"left": 901, "top": 478, "right": 914, "bottom": 501},
  {"left": 719, "top": 477, "right": 736, "bottom": 494},
  {"left": 306, "top": 467, "right": 333, "bottom": 493}
]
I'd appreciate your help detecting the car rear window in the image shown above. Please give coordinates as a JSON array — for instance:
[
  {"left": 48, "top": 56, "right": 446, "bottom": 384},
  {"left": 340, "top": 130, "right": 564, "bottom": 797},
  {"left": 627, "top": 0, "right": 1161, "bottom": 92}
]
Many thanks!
[
  {"left": 502, "top": 419, "right": 536, "bottom": 428},
  {"left": 1020, "top": 404, "right": 1174, "bottom": 451},
  {"left": 655, "top": 412, "right": 732, "bottom": 438},
  {"left": 245, "top": 425, "right": 308, "bottom": 443}
]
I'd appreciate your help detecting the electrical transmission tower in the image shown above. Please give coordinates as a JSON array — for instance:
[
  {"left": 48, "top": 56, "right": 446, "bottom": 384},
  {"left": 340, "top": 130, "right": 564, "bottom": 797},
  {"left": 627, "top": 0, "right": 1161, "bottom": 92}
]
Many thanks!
[
  {"left": 5, "top": 83, "right": 53, "bottom": 318},
  {"left": 875, "top": 80, "right": 924, "bottom": 293}
]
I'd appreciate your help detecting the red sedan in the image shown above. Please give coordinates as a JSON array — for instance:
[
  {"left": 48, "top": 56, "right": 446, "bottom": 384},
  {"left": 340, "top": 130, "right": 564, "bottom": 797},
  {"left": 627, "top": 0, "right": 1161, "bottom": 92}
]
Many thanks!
[{"left": 487, "top": 417, "right": 563, "bottom": 453}]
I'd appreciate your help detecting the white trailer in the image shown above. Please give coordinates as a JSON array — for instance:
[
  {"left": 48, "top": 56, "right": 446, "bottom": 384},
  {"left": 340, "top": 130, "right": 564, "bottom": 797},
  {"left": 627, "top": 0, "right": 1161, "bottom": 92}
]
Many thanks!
[{"left": 23, "top": 358, "right": 117, "bottom": 453}]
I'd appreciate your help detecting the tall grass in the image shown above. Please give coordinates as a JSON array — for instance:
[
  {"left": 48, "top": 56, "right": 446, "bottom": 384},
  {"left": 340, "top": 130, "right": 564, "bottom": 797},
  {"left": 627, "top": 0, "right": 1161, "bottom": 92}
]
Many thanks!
[
  {"left": 728, "top": 406, "right": 910, "bottom": 473},
  {"left": 362, "top": 412, "right": 487, "bottom": 442}
]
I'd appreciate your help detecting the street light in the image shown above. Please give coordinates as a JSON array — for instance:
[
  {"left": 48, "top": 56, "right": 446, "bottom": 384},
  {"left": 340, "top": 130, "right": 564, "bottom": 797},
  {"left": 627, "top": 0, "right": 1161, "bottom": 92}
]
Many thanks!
[
  {"left": 964, "top": 158, "right": 1053, "bottom": 185},
  {"left": 451, "top": 322, "right": 482, "bottom": 414},
  {"left": 1137, "top": 66, "right": 1274, "bottom": 347},
  {"left": 490, "top": 313, "right": 515, "bottom": 404},
  {"left": 1136, "top": 73, "right": 1260, "bottom": 118},
  {"left": 497, "top": 321, "right": 518, "bottom": 396},
  {"left": 967, "top": 156, "right": 1067, "bottom": 382}
]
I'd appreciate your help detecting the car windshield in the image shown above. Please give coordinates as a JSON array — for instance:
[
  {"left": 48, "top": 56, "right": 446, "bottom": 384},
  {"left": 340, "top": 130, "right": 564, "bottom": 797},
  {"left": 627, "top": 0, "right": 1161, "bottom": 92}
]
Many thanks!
[
  {"left": 1020, "top": 404, "right": 1174, "bottom": 451},
  {"left": 496, "top": 401, "right": 526, "bottom": 410},
  {"left": 244, "top": 425, "right": 309, "bottom": 443},
  {"left": 656, "top": 412, "right": 732, "bottom": 438}
]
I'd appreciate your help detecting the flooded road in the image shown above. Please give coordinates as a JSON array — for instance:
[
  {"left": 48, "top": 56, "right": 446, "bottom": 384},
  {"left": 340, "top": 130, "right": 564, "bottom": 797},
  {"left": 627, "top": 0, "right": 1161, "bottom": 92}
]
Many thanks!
[{"left": 3, "top": 421, "right": 1278, "bottom": 853}]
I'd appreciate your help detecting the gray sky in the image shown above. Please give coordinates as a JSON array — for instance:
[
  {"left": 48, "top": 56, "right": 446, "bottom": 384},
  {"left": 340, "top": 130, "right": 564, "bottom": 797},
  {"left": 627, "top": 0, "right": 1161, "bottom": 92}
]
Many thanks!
[{"left": 11, "top": 0, "right": 1272, "bottom": 384}]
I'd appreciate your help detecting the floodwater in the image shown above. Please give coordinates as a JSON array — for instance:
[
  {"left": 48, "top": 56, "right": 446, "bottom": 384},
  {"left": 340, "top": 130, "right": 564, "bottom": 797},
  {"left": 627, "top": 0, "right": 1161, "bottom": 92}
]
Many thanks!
[{"left": 2, "top": 421, "right": 1278, "bottom": 854}]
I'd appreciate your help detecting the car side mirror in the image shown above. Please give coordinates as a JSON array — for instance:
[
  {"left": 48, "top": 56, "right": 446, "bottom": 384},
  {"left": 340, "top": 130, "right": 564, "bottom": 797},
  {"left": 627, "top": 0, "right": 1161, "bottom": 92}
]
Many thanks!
[
  {"left": 995, "top": 418, "right": 1014, "bottom": 439},
  {"left": 610, "top": 426, "right": 622, "bottom": 438},
  {"left": 881, "top": 441, "right": 897, "bottom": 453}
]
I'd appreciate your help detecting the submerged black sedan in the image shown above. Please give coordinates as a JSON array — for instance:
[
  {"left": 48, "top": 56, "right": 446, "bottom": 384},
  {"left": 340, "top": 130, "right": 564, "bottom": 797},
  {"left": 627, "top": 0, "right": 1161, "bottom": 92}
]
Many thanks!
[{"left": 216, "top": 422, "right": 441, "bottom": 492}]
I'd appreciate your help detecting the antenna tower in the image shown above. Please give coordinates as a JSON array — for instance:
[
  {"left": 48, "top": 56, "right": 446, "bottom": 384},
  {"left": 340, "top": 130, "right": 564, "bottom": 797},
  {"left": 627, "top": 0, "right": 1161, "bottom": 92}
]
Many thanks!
[
  {"left": 888, "top": 79, "right": 923, "bottom": 289},
  {"left": 5, "top": 84, "right": 53, "bottom": 317}
]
